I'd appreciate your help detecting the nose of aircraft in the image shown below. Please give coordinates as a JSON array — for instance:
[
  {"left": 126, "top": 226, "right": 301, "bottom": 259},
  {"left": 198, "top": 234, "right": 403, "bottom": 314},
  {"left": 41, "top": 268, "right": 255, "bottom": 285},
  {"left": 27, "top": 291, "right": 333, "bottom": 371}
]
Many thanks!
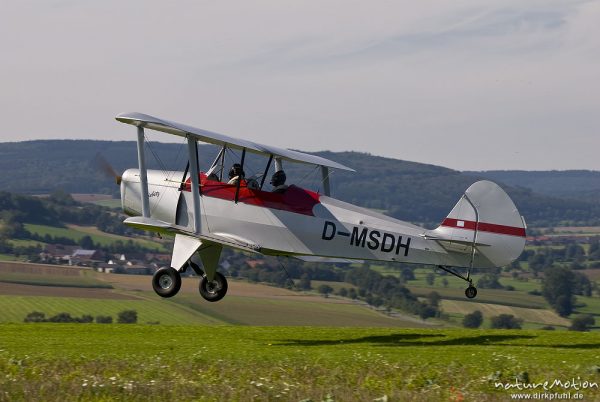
[{"left": 93, "top": 153, "right": 122, "bottom": 185}]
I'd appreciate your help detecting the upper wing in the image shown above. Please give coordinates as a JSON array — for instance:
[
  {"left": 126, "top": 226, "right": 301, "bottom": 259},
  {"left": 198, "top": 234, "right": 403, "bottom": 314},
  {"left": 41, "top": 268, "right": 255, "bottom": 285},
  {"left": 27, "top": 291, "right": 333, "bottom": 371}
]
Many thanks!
[{"left": 115, "top": 112, "right": 354, "bottom": 172}]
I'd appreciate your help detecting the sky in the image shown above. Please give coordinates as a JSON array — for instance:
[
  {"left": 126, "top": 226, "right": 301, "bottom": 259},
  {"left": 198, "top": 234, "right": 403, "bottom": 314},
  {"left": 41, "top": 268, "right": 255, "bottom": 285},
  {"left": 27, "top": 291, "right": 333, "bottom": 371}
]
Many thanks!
[{"left": 1, "top": 0, "right": 599, "bottom": 171}]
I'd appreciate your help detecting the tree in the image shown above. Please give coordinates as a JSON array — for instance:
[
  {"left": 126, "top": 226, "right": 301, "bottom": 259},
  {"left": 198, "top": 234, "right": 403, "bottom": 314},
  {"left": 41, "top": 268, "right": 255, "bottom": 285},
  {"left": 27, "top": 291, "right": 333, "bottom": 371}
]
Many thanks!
[
  {"left": 569, "top": 315, "right": 595, "bottom": 332},
  {"left": 96, "top": 315, "right": 113, "bottom": 324},
  {"left": 49, "top": 189, "right": 76, "bottom": 206},
  {"left": 24, "top": 311, "right": 46, "bottom": 323},
  {"left": 477, "top": 272, "right": 503, "bottom": 289},
  {"left": 572, "top": 272, "right": 592, "bottom": 296},
  {"left": 298, "top": 273, "right": 312, "bottom": 290},
  {"left": 400, "top": 267, "right": 415, "bottom": 281},
  {"left": 542, "top": 266, "right": 576, "bottom": 317},
  {"left": 77, "top": 314, "right": 94, "bottom": 323},
  {"left": 418, "top": 304, "right": 438, "bottom": 319},
  {"left": 48, "top": 312, "right": 75, "bottom": 323},
  {"left": 426, "top": 291, "right": 441, "bottom": 308},
  {"left": 79, "top": 235, "right": 95, "bottom": 249},
  {"left": 490, "top": 314, "right": 522, "bottom": 329},
  {"left": 565, "top": 243, "right": 585, "bottom": 263},
  {"left": 588, "top": 239, "right": 600, "bottom": 259},
  {"left": 117, "top": 310, "right": 137, "bottom": 324},
  {"left": 317, "top": 284, "right": 334, "bottom": 296},
  {"left": 462, "top": 311, "right": 483, "bottom": 328}
]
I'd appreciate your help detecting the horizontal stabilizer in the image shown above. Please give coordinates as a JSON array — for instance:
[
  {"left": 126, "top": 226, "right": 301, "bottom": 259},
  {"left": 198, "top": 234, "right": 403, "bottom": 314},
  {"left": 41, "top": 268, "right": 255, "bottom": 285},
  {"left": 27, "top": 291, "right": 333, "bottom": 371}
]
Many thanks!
[{"left": 420, "top": 234, "right": 490, "bottom": 247}]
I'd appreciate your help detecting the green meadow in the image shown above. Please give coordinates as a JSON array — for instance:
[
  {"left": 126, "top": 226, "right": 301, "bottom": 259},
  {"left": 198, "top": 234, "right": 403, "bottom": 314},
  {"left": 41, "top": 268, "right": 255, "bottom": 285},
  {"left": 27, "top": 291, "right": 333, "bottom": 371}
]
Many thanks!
[
  {"left": 0, "top": 325, "right": 598, "bottom": 401},
  {"left": 0, "top": 295, "right": 220, "bottom": 325},
  {"left": 22, "top": 223, "right": 166, "bottom": 251}
]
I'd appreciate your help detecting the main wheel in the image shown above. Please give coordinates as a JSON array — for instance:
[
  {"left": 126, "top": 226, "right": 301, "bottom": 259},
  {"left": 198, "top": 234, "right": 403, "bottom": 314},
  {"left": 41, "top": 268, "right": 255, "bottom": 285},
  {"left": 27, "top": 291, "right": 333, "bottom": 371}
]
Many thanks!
[
  {"left": 199, "top": 272, "right": 228, "bottom": 302},
  {"left": 152, "top": 267, "right": 182, "bottom": 298},
  {"left": 465, "top": 286, "right": 477, "bottom": 299}
]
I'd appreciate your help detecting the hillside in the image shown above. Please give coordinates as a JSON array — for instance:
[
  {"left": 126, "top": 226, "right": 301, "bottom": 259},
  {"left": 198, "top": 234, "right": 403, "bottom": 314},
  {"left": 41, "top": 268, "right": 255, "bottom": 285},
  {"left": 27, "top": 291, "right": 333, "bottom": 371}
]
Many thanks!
[
  {"left": 467, "top": 170, "right": 600, "bottom": 200},
  {"left": 0, "top": 262, "right": 424, "bottom": 327},
  {"left": 1, "top": 140, "right": 599, "bottom": 225}
]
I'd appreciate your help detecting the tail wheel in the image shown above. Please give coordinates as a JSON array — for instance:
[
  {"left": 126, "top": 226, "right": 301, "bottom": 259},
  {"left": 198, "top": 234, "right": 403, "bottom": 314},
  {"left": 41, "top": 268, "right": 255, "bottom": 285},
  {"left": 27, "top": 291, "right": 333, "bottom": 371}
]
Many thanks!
[
  {"left": 465, "top": 286, "right": 477, "bottom": 299},
  {"left": 199, "top": 272, "right": 228, "bottom": 302},
  {"left": 152, "top": 267, "right": 182, "bottom": 298}
]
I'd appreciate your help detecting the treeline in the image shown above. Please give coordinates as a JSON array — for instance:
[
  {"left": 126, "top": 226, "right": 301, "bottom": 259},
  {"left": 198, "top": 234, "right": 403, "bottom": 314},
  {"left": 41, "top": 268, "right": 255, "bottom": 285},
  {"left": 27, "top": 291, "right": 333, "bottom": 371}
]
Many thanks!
[
  {"left": 0, "top": 190, "right": 127, "bottom": 235},
  {"left": 0, "top": 140, "right": 599, "bottom": 226},
  {"left": 0, "top": 190, "right": 162, "bottom": 259},
  {"left": 342, "top": 265, "right": 440, "bottom": 319},
  {"left": 224, "top": 250, "right": 441, "bottom": 319},
  {"left": 518, "top": 240, "right": 600, "bottom": 274},
  {"left": 24, "top": 310, "right": 138, "bottom": 324}
]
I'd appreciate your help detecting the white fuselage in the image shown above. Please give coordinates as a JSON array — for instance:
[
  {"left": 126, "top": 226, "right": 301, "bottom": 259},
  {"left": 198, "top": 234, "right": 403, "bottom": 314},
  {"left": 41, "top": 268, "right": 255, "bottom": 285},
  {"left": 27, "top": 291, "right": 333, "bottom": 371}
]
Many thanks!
[{"left": 121, "top": 169, "right": 520, "bottom": 269}]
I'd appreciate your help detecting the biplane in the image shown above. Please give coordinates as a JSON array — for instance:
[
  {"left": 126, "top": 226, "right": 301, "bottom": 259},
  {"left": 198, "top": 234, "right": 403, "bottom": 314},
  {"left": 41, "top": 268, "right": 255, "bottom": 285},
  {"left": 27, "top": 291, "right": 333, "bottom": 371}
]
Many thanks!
[{"left": 115, "top": 112, "right": 526, "bottom": 302}]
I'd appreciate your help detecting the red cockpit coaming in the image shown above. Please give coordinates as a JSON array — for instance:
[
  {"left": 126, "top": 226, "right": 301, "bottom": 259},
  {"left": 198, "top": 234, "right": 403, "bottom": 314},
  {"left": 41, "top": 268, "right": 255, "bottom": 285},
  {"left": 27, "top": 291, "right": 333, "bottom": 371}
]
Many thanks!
[{"left": 181, "top": 174, "right": 321, "bottom": 216}]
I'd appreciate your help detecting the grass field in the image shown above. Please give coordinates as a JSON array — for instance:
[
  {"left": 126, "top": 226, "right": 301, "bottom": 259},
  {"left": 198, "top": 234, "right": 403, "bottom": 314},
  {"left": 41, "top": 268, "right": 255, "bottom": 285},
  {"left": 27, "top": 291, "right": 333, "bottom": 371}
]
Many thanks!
[
  {"left": 90, "top": 199, "right": 122, "bottom": 208},
  {"left": 439, "top": 299, "right": 570, "bottom": 327},
  {"left": 0, "top": 262, "right": 110, "bottom": 288},
  {"left": 0, "top": 325, "right": 598, "bottom": 401},
  {"left": 0, "top": 295, "right": 221, "bottom": 325},
  {"left": 0, "top": 263, "right": 422, "bottom": 327},
  {"left": 23, "top": 223, "right": 166, "bottom": 251}
]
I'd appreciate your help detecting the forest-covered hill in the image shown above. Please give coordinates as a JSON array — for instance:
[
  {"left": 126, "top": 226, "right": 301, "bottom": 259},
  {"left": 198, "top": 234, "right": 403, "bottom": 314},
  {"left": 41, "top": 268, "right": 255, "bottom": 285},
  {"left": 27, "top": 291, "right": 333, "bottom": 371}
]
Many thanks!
[
  {"left": 1, "top": 140, "right": 599, "bottom": 226},
  {"left": 465, "top": 170, "right": 600, "bottom": 201}
]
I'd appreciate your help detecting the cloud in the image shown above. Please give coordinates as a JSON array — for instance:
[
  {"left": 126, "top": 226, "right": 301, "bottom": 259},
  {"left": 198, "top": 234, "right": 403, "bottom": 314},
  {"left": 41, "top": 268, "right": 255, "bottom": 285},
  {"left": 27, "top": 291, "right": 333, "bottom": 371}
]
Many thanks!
[{"left": 0, "top": 0, "right": 598, "bottom": 170}]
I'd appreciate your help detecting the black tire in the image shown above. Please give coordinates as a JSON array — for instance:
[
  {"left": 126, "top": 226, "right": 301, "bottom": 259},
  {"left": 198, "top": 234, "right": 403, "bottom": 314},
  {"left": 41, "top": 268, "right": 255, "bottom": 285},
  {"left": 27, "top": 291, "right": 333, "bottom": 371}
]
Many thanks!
[
  {"left": 199, "top": 272, "right": 228, "bottom": 302},
  {"left": 465, "top": 286, "right": 477, "bottom": 299},
  {"left": 152, "top": 267, "right": 182, "bottom": 298}
]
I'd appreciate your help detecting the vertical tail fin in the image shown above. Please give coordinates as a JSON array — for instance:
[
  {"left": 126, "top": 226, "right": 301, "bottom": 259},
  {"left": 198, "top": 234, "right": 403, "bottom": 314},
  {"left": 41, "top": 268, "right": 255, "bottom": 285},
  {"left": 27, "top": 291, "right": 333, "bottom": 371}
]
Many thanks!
[{"left": 431, "top": 180, "right": 526, "bottom": 268}]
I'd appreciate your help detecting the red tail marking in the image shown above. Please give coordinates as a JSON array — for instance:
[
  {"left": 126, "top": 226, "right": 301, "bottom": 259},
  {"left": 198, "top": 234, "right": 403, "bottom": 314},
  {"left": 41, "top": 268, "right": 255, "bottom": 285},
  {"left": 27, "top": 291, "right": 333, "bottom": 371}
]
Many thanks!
[{"left": 441, "top": 218, "right": 526, "bottom": 237}]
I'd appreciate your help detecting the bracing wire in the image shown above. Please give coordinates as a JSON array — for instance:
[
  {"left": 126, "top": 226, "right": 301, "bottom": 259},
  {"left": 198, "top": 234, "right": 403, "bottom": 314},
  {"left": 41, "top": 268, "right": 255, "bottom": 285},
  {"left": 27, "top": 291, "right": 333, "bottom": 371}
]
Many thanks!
[
  {"left": 276, "top": 257, "right": 296, "bottom": 289},
  {"left": 143, "top": 133, "right": 188, "bottom": 216},
  {"left": 318, "top": 168, "right": 334, "bottom": 194},
  {"left": 295, "top": 165, "right": 321, "bottom": 188}
]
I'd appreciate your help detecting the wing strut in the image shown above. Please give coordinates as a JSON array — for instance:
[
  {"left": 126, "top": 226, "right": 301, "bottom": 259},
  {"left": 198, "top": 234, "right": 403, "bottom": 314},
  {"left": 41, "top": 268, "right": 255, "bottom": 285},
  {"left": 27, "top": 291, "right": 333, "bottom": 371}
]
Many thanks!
[
  {"left": 234, "top": 148, "right": 246, "bottom": 204},
  {"left": 136, "top": 126, "right": 150, "bottom": 218},
  {"left": 321, "top": 166, "right": 331, "bottom": 196},
  {"left": 260, "top": 154, "right": 273, "bottom": 189},
  {"left": 179, "top": 161, "right": 189, "bottom": 191},
  {"left": 186, "top": 136, "right": 201, "bottom": 234}
]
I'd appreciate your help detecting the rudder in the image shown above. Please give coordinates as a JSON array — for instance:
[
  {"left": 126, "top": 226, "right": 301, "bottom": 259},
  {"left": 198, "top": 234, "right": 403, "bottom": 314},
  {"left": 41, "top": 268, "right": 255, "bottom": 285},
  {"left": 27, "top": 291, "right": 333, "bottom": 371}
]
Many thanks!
[{"left": 431, "top": 180, "right": 526, "bottom": 268}]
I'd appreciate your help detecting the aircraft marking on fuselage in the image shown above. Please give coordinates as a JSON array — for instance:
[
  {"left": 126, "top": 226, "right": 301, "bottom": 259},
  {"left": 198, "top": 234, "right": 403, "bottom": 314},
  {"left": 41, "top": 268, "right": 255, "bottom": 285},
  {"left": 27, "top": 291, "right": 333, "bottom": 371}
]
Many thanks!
[{"left": 321, "top": 221, "right": 411, "bottom": 256}]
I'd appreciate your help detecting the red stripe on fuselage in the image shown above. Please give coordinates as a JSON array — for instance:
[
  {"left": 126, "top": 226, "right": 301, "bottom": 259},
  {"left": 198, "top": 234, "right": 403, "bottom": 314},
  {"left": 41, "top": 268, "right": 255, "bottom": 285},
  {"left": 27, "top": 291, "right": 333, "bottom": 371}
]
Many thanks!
[
  {"left": 182, "top": 174, "right": 320, "bottom": 216},
  {"left": 441, "top": 218, "right": 526, "bottom": 237}
]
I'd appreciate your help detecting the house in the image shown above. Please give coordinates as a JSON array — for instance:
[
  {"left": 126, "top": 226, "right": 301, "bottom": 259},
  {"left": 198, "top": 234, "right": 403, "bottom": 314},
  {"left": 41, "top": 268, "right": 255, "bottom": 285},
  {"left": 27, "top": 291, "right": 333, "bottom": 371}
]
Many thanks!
[
  {"left": 69, "top": 249, "right": 104, "bottom": 266},
  {"left": 39, "top": 244, "right": 79, "bottom": 264}
]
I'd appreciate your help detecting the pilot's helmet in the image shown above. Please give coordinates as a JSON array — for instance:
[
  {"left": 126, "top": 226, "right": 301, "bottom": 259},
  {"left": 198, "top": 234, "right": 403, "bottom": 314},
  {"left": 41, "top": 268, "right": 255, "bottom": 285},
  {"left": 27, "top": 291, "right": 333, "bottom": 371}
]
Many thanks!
[
  {"left": 228, "top": 163, "right": 244, "bottom": 179},
  {"left": 270, "top": 170, "right": 286, "bottom": 187}
]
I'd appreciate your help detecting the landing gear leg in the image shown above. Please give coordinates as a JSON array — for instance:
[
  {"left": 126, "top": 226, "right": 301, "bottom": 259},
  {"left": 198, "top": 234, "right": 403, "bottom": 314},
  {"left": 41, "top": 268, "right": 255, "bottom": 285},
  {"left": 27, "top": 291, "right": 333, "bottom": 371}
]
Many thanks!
[{"left": 437, "top": 265, "right": 478, "bottom": 299}]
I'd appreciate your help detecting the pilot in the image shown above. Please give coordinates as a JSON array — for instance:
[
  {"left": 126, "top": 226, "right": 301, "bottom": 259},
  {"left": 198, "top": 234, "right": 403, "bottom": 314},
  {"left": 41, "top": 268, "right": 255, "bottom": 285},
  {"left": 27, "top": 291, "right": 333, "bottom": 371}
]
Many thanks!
[
  {"left": 270, "top": 170, "right": 288, "bottom": 193},
  {"left": 227, "top": 163, "right": 245, "bottom": 185}
]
